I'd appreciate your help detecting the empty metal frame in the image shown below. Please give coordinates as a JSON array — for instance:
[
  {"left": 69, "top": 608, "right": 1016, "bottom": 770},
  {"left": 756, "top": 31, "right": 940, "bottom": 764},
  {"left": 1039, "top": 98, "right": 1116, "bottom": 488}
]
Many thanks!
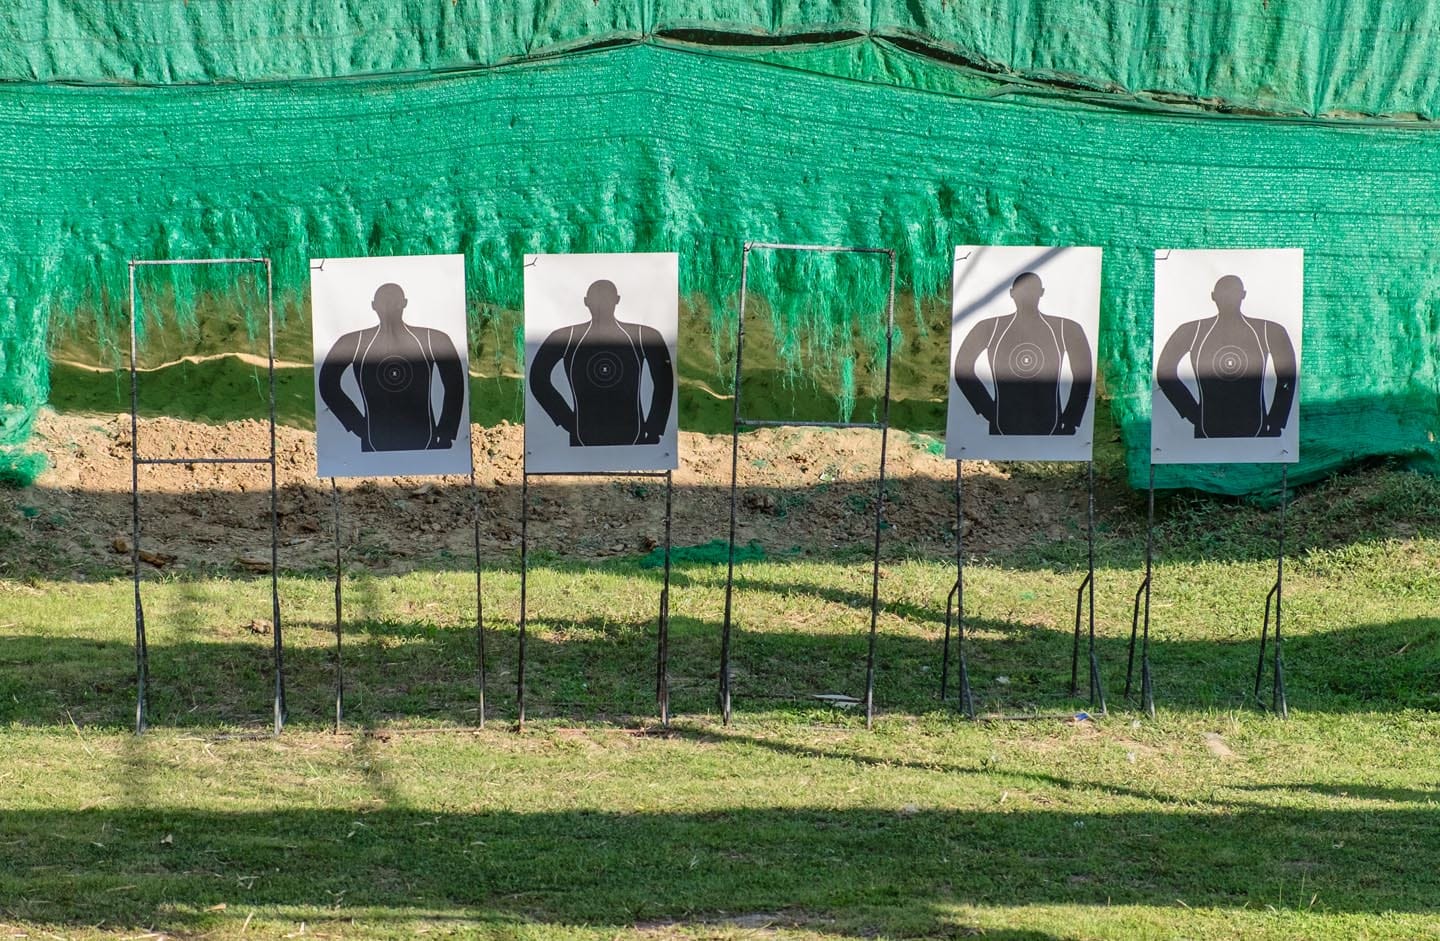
[
  {"left": 719, "top": 242, "right": 897, "bottom": 728},
  {"left": 517, "top": 468, "right": 675, "bottom": 727},
  {"left": 128, "top": 257, "right": 284, "bottom": 735}
]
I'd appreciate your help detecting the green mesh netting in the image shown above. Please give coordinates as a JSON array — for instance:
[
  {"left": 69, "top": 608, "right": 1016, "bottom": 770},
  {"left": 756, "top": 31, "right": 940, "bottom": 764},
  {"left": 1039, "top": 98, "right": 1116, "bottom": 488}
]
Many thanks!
[{"left": 5, "top": 21, "right": 1440, "bottom": 494}]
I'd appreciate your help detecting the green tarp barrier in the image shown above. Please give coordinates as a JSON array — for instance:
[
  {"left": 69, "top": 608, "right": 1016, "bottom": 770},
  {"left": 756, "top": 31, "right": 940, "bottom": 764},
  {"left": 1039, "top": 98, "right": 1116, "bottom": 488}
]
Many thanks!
[
  {"left": 6, "top": 1, "right": 1440, "bottom": 119},
  {"left": 4, "top": 18, "right": 1440, "bottom": 494}
]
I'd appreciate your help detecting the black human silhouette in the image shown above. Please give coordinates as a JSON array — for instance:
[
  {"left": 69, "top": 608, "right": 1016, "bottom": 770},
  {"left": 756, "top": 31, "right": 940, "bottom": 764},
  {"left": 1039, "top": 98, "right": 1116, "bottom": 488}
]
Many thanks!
[
  {"left": 317, "top": 282, "right": 466, "bottom": 452},
  {"left": 529, "top": 279, "right": 675, "bottom": 447},
  {"left": 953, "top": 271, "right": 1094, "bottom": 436},
  {"left": 1156, "top": 275, "right": 1297, "bottom": 438}
]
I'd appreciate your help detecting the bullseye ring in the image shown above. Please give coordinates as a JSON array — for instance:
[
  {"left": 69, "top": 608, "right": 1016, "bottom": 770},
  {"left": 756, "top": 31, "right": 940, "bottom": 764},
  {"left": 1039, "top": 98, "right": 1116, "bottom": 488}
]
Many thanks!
[
  {"left": 1007, "top": 342, "right": 1045, "bottom": 379},
  {"left": 585, "top": 351, "right": 625, "bottom": 389},
  {"left": 1210, "top": 345, "right": 1250, "bottom": 381},
  {"left": 376, "top": 356, "right": 414, "bottom": 392}
]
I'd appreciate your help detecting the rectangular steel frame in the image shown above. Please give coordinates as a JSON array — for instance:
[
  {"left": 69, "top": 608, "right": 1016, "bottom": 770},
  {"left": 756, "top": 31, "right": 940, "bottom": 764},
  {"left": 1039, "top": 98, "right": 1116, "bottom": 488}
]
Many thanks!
[
  {"left": 719, "top": 242, "right": 897, "bottom": 729},
  {"left": 129, "top": 257, "right": 284, "bottom": 735}
]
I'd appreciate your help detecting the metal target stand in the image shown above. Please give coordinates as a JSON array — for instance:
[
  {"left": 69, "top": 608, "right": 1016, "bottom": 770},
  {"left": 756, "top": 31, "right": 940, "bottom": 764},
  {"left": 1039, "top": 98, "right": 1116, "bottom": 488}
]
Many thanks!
[
  {"left": 328, "top": 471, "right": 487, "bottom": 732},
  {"left": 517, "top": 468, "right": 674, "bottom": 728},
  {"left": 1123, "top": 464, "right": 1292, "bottom": 719},
  {"left": 129, "top": 257, "right": 284, "bottom": 735},
  {"left": 1124, "top": 466, "right": 1157, "bottom": 718},
  {"left": 941, "top": 459, "right": 1106, "bottom": 720},
  {"left": 719, "top": 242, "right": 897, "bottom": 729},
  {"left": 311, "top": 252, "right": 489, "bottom": 733},
  {"left": 1253, "top": 465, "right": 1290, "bottom": 717}
]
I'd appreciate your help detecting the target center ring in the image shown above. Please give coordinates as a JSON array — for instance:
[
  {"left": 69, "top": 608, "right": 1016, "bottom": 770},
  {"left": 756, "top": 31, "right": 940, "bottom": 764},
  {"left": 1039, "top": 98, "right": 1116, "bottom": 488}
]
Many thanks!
[
  {"left": 1210, "top": 345, "right": 1250, "bottom": 381},
  {"left": 376, "top": 355, "right": 415, "bottom": 392},
  {"left": 585, "top": 351, "right": 625, "bottom": 389},
  {"left": 1007, "top": 342, "right": 1045, "bottom": 379}
]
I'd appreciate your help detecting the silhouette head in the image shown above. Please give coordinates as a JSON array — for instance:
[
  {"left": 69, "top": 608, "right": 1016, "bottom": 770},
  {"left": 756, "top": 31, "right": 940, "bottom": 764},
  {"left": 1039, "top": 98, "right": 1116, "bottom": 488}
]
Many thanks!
[
  {"left": 1010, "top": 272, "right": 1045, "bottom": 310},
  {"left": 371, "top": 283, "right": 408, "bottom": 323},
  {"left": 583, "top": 280, "right": 621, "bottom": 320},
  {"left": 1211, "top": 275, "right": 1246, "bottom": 314}
]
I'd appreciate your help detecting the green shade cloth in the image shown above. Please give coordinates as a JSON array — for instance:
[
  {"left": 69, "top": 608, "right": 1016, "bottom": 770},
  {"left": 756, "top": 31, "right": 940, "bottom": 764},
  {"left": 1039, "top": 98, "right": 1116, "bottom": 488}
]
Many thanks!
[{"left": 3, "top": 26, "right": 1439, "bottom": 493}]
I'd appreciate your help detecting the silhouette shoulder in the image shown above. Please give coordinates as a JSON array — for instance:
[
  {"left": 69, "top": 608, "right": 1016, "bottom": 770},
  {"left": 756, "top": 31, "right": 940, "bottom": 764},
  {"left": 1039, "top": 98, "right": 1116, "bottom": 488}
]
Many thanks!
[
  {"left": 328, "top": 326, "right": 371, "bottom": 353},
  {"left": 542, "top": 323, "right": 577, "bottom": 344},
  {"left": 965, "top": 315, "right": 1006, "bottom": 338},
  {"left": 417, "top": 325, "right": 456, "bottom": 345}
]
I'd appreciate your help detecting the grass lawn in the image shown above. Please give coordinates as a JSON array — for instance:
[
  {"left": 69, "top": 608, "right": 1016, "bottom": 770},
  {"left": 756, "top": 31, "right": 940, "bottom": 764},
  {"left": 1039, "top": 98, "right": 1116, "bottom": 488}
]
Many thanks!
[{"left": 3, "top": 464, "right": 1440, "bottom": 939}]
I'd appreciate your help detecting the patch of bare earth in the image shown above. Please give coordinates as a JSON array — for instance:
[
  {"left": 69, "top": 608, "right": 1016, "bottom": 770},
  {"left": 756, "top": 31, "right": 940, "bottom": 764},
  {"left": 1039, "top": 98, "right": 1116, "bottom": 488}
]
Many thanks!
[{"left": 7, "top": 411, "right": 1090, "bottom": 576}]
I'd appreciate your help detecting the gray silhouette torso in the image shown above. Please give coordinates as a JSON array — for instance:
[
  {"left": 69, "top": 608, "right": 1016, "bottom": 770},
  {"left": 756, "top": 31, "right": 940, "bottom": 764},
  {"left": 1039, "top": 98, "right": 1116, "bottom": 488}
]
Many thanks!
[
  {"left": 566, "top": 320, "right": 646, "bottom": 446},
  {"left": 318, "top": 320, "right": 465, "bottom": 453},
  {"left": 354, "top": 323, "right": 438, "bottom": 451},
  {"left": 1160, "top": 316, "right": 1295, "bottom": 439},
  {"left": 955, "top": 311, "right": 1091, "bottom": 436},
  {"left": 532, "top": 316, "right": 674, "bottom": 448}
]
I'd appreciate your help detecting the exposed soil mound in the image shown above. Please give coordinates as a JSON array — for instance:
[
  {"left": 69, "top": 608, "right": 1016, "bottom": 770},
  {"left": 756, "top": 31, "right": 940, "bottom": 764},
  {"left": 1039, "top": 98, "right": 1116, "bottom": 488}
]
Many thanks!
[{"left": 7, "top": 411, "right": 1095, "bottom": 576}]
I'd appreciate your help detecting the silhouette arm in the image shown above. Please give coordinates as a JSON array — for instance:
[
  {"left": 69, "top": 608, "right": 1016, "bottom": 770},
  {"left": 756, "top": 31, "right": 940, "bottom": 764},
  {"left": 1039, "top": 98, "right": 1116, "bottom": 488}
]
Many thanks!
[
  {"left": 1058, "top": 319, "right": 1093, "bottom": 433},
  {"left": 529, "top": 329, "right": 575, "bottom": 434},
  {"left": 953, "top": 320, "right": 997, "bottom": 423},
  {"left": 318, "top": 331, "right": 366, "bottom": 438},
  {"left": 640, "top": 327, "right": 675, "bottom": 443},
  {"left": 1156, "top": 322, "right": 1201, "bottom": 425},
  {"left": 1263, "top": 321, "right": 1298, "bottom": 436},
  {"left": 429, "top": 329, "right": 466, "bottom": 446}
]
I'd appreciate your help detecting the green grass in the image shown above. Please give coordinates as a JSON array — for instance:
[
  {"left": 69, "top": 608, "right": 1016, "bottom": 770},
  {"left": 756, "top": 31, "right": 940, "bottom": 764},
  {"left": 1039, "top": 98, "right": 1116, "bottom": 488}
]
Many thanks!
[{"left": 3, "top": 488, "right": 1440, "bottom": 939}]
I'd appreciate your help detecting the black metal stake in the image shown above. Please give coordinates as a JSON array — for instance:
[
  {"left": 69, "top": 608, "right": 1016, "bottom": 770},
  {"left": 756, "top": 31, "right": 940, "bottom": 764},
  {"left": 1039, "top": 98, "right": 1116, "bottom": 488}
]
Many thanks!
[
  {"left": 1125, "top": 464, "right": 1156, "bottom": 718},
  {"left": 1255, "top": 465, "right": 1290, "bottom": 717},
  {"left": 265, "top": 260, "right": 285, "bottom": 736},
  {"left": 472, "top": 470, "right": 486, "bottom": 730},
  {"left": 719, "top": 246, "right": 750, "bottom": 727},
  {"left": 129, "top": 262, "right": 147, "bottom": 736},
  {"left": 1071, "top": 460, "right": 1105, "bottom": 714},
  {"left": 947, "top": 459, "right": 974, "bottom": 718},
  {"left": 657, "top": 470, "right": 674, "bottom": 725},
  {"left": 862, "top": 255, "right": 897, "bottom": 730},
  {"left": 332, "top": 478, "right": 343, "bottom": 731},
  {"left": 518, "top": 470, "right": 529, "bottom": 728}
]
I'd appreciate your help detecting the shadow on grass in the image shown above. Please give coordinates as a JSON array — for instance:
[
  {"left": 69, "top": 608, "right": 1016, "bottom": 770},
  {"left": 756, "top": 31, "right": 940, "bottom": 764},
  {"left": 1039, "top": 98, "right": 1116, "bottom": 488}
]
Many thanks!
[
  {"left": 1, "top": 798, "right": 1437, "bottom": 933},
  {"left": 2, "top": 604, "right": 1436, "bottom": 730}
]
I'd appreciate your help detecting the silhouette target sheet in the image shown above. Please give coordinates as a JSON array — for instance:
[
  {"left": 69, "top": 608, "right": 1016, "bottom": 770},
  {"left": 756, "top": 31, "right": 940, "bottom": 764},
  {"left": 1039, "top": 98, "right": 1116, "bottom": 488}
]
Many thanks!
[
  {"left": 311, "top": 255, "right": 473, "bottom": 478},
  {"left": 948, "top": 246, "right": 1102, "bottom": 462},
  {"left": 524, "top": 253, "right": 679, "bottom": 474},
  {"left": 1152, "top": 249, "right": 1303, "bottom": 465}
]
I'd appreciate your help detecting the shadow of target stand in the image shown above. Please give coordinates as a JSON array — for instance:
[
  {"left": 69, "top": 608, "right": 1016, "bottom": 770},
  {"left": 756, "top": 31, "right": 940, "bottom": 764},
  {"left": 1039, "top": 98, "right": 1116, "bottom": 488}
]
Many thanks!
[
  {"left": 720, "top": 242, "right": 897, "bottom": 729},
  {"left": 128, "top": 257, "right": 285, "bottom": 735}
]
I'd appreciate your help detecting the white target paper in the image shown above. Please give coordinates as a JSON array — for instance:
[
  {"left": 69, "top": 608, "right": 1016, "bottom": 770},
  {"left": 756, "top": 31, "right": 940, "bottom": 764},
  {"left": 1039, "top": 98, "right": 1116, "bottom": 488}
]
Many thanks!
[
  {"left": 310, "top": 254, "right": 472, "bottom": 479},
  {"left": 947, "top": 246, "right": 1102, "bottom": 461},
  {"left": 1151, "top": 249, "right": 1302, "bottom": 465},
  {"left": 523, "top": 252, "right": 679, "bottom": 474}
]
